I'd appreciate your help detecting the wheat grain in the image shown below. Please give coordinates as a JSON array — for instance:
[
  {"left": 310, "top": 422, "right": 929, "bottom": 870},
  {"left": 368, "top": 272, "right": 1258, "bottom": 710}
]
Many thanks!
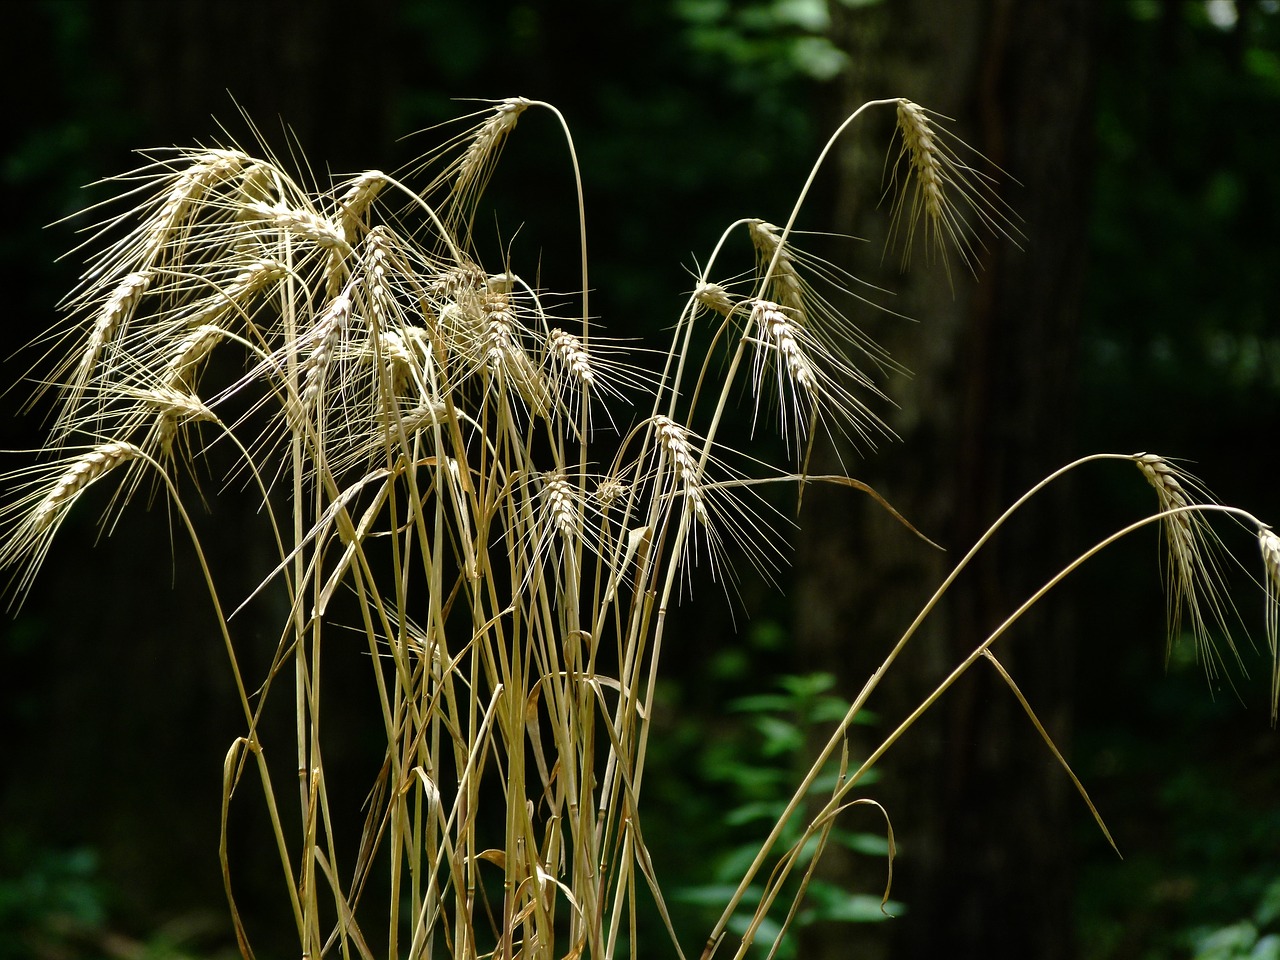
[
  {"left": 162, "top": 324, "right": 225, "bottom": 389},
  {"left": 227, "top": 257, "right": 290, "bottom": 295},
  {"left": 596, "top": 477, "right": 626, "bottom": 508},
  {"left": 368, "top": 331, "right": 418, "bottom": 403},
  {"left": 383, "top": 399, "right": 446, "bottom": 438},
  {"left": 482, "top": 289, "right": 516, "bottom": 373},
  {"left": 1261, "top": 526, "right": 1280, "bottom": 597},
  {"left": 541, "top": 472, "right": 583, "bottom": 540},
  {"left": 88, "top": 271, "right": 152, "bottom": 358},
  {"left": 479, "top": 286, "right": 551, "bottom": 417},
  {"left": 645, "top": 416, "right": 787, "bottom": 592},
  {"left": 430, "top": 262, "right": 487, "bottom": 301},
  {"left": 548, "top": 329, "right": 594, "bottom": 388},
  {"left": 179, "top": 258, "right": 287, "bottom": 332},
  {"left": 359, "top": 228, "right": 400, "bottom": 351},
  {"left": 751, "top": 300, "right": 817, "bottom": 399},
  {"left": 60, "top": 271, "right": 153, "bottom": 429},
  {"left": 140, "top": 149, "right": 249, "bottom": 265},
  {"left": 892, "top": 102, "right": 947, "bottom": 261},
  {"left": 145, "top": 387, "right": 218, "bottom": 457}
]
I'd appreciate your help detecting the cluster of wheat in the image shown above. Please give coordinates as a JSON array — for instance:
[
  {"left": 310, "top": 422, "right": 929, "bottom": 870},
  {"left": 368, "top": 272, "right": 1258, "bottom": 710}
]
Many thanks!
[{"left": 2, "top": 97, "right": 1277, "bottom": 960}]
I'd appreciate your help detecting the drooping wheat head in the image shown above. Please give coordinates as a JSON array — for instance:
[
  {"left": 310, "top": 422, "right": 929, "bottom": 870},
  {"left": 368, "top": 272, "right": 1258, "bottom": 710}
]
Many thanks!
[
  {"left": 33, "top": 441, "right": 143, "bottom": 534},
  {"left": 1134, "top": 453, "right": 1244, "bottom": 679},
  {"left": 693, "top": 280, "right": 738, "bottom": 318},
  {"left": 1259, "top": 526, "right": 1280, "bottom": 721},
  {"left": 651, "top": 413, "right": 709, "bottom": 527},
  {"left": 686, "top": 221, "right": 896, "bottom": 462},
  {"left": 138, "top": 148, "right": 252, "bottom": 267},
  {"left": 0, "top": 442, "right": 147, "bottom": 603},
  {"left": 885, "top": 99, "right": 1021, "bottom": 281},
  {"left": 745, "top": 299, "right": 818, "bottom": 444},
  {"left": 294, "top": 290, "right": 352, "bottom": 428},
  {"left": 414, "top": 97, "right": 535, "bottom": 238},
  {"left": 748, "top": 219, "right": 807, "bottom": 317},
  {"left": 336, "top": 170, "right": 388, "bottom": 244}
]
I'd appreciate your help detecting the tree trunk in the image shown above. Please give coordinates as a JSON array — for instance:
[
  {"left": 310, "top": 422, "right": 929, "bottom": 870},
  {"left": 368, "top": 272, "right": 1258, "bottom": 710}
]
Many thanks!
[{"left": 795, "top": 2, "right": 1096, "bottom": 957}]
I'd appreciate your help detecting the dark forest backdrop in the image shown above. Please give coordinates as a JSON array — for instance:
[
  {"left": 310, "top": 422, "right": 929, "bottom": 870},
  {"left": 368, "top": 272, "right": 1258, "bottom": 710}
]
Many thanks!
[{"left": 2, "top": 2, "right": 1279, "bottom": 959}]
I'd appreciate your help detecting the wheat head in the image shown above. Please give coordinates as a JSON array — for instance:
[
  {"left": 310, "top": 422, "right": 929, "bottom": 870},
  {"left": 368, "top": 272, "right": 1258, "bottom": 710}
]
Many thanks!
[
  {"left": 1135, "top": 453, "right": 1242, "bottom": 678},
  {"left": 886, "top": 98, "right": 1020, "bottom": 280},
  {"left": 1259, "top": 526, "right": 1280, "bottom": 721}
]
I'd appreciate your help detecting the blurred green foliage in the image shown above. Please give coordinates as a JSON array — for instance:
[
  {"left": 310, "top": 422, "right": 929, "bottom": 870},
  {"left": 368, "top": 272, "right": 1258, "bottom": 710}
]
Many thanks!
[
  {"left": 642, "top": 618, "right": 901, "bottom": 959},
  {"left": 0, "top": 844, "right": 230, "bottom": 960},
  {"left": 1074, "top": 5, "right": 1280, "bottom": 957},
  {"left": 1189, "top": 877, "right": 1280, "bottom": 960}
]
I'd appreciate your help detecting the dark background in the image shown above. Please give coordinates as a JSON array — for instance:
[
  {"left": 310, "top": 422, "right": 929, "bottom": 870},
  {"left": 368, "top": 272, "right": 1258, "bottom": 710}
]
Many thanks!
[{"left": 2, "top": 2, "right": 1279, "bottom": 959}]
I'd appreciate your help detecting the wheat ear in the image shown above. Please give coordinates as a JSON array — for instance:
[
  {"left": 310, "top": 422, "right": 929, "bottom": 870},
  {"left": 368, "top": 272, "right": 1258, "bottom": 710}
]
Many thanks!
[
  {"left": 652, "top": 415, "right": 708, "bottom": 525},
  {"left": 541, "top": 472, "right": 584, "bottom": 541},
  {"left": 53, "top": 271, "right": 153, "bottom": 440},
  {"left": 32, "top": 441, "right": 143, "bottom": 534},
  {"left": 241, "top": 202, "right": 351, "bottom": 254},
  {"left": 1259, "top": 526, "right": 1280, "bottom": 722},
  {"left": 693, "top": 281, "right": 738, "bottom": 318},
  {"left": 887, "top": 99, "right": 1020, "bottom": 280},
  {"left": 548, "top": 329, "right": 594, "bottom": 389},
  {"left": 297, "top": 292, "right": 353, "bottom": 423},
  {"left": 179, "top": 258, "right": 288, "bottom": 333},
  {"left": 1135, "top": 453, "right": 1241, "bottom": 677},
  {"left": 748, "top": 220, "right": 805, "bottom": 317},
  {"left": 337, "top": 170, "right": 388, "bottom": 243},
  {"left": 751, "top": 300, "right": 817, "bottom": 399},
  {"left": 140, "top": 149, "right": 249, "bottom": 265},
  {"left": 162, "top": 324, "right": 226, "bottom": 390},
  {"left": 455, "top": 98, "right": 531, "bottom": 200}
]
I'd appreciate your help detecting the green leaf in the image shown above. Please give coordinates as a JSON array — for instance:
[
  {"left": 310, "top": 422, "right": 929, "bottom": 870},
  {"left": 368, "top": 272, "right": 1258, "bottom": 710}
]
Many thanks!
[
  {"left": 725, "top": 800, "right": 786, "bottom": 827},
  {"left": 754, "top": 715, "right": 804, "bottom": 755}
]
